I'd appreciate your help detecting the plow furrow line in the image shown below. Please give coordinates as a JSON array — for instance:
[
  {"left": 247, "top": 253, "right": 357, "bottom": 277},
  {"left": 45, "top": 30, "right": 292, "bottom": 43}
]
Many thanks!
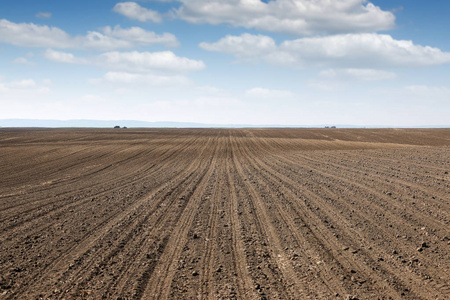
[{"left": 141, "top": 137, "right": 220, "bottom": 300}]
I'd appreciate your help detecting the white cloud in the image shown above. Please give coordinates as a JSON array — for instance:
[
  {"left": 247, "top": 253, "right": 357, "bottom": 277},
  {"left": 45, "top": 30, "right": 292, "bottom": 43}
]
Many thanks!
[
  {"left": 36, "top": 12, "right": 52, "bottom": 19},
  {"left": 402, "top": 85, "right": 450, "bottom": 99},
  {"left": 8, "top": 79, "right": 38, "bottom": 89},
  {"left": 44, "top": 49, "right": 86, "bottom": 64},
  {"left": 278, "top": 34, "right": 450, "bottom": 67},
  {"left": 98, "top": 51, "right": 206, "bottom": 73},
  {"left": 44, "top": 49, "right": 205, "bottom": 73},
  {"left": 78, "top": 31, "right": 132, "bottom": 51},
  {"left": 319, "top": 69, "right": 396, "bottom": 81},
  {"left": 200, "top": 34, "right": 276, "bottom": 57},
  {"left": 113, "top": 2, "right": 162, "bottom": 22},
  {"left": 193, "top": 85, "right": 230, "bottom": 96},
  {"left": 74, "top": 94, "right": 108, "bottom": 104},
  {"left": 306, "top": 79, "right": 345, "bottom": 91},
  {"left": 0, "top": 19, "right": 73, "bottom": 48},
  {"left": 201, "top": 33, "right": 450, "bottom": 68},
  {"left": 245, "top": 87, "right": 293, "bottom": 98},
  {"left": 175, "top": 0, "right": 395, "bottom": 35},
  {"left": 0, "top": 78, "right": 50, "bottom": 99},
  {"left": 90, "top": 72, "right": 191, "bottom": 86},
  {"left": 11, "top": 57, "right": 34, "bottom": 65},
  {"left": 101, "top": 25, "right": 179, "bottom": 47},
  {"left": 0, "top": 19, "right": 177, "bottom": 50},
  {"left": 192, "top": 97, "right": 243, "bottom": 108},
  {"left": 42, "top": 79, "right": 52, "bottom": 85},
  {"left": 308, "top": 68, "right": 396, "bottom": 91}
]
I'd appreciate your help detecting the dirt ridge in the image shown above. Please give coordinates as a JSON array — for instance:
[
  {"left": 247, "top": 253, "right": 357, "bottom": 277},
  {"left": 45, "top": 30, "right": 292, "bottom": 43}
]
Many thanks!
[{"left": 0, "top": 128, "right": 448, "bottom": 299}]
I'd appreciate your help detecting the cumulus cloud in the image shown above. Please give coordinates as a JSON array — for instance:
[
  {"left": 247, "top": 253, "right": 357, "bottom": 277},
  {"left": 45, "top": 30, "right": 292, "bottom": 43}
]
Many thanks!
[
  {"left": 11, "top": 57, "right": 34, "bottom": 65},
  {"left": 192, "top": 97, "right": 243, "bottom": 109},
  {"left": 200, "top": 33, "right": 450, "bottom": 68},
  {"left": 319, "top": 69, "right": 397, "bottom": 81},
  {"left": 0, "top": 78, "right": 50, "bottom": 98},
  {"left": 0, "top": 19, "right": 73, "bottom": 48},
  {"left": 278, "top": 34, "right": 450, "bottom": 67},
  {"left": 245, "top": 87, "right": 293, "bottom": 98},
  {"left": 44, "top": 49, "right": 86, "bottom": 64},
  {"left": 8, "top": 79, "right": 38, "bottom": 89},
  {"left": 200, "top": 34, "right": 276, "bottom": 58},
  {"left": 402, "top": 85, "right": 450, "bottom": 99},
  {"left": 101, "top": 25, "right": 179, "bottom": 47},
  {"left": 36, "top": 12, "right": 52, "bottom": 19},
  {"left": 308, "top": 68, "right": 397, "bottom": 91},
  {"left": 0, "top": 19, "right": 177, "bottom": 50},
  {"left": 42, "top": 79, "right": 52, "bottom": 85},
  {"left": 175, "top": 0, "right": 395, "bottom": 35},
  {"left": 113, "top": 2, "right": 162, "bottom": 22},
  {"left": 90, "top": 72, "right": 191, "bottom": 86},
  {"left": 79, "top": 31, "right": 132, "bottom": 51},
  {"left": 44, "top": 49, "right": 205, "bottom": 73},
  {"left": 98, "top": 51, "right": 205, "bottom": 73}
]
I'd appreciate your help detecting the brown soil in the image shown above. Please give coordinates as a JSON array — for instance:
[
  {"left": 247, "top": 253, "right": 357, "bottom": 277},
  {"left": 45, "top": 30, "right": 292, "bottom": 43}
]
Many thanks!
[{"left": 0, "top": 128, "right": 449, "bottom": 299}]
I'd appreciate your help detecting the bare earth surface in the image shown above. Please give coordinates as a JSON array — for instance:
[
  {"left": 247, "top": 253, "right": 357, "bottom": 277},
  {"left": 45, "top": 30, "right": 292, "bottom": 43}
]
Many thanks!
[{"left": 0, "top": 128, "right": 449, "bottom": 300}]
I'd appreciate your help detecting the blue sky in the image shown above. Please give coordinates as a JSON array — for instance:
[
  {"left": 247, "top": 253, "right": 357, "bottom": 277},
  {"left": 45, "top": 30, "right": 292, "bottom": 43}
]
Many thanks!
[{"left": 1, "top": 0, "right": 449, "bottom": 126}]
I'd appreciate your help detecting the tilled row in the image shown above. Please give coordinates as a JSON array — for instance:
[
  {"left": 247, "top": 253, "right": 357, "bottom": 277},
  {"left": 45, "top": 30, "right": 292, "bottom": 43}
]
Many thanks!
[
  {"left": 245, "top": 136, "right": 449, "bottom": 299},
  {"left": 0, "top": 128, "right": 448, "bottom": 299}
]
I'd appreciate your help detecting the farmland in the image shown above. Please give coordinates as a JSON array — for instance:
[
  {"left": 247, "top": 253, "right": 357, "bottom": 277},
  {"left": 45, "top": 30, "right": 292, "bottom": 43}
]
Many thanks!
[{"left": 0, "top": 128, "right": 449, "bottom": 299}]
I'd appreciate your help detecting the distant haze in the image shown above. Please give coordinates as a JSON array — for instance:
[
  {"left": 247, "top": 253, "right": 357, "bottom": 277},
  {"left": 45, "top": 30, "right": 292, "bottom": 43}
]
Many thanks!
[{"left": 0, "top": 119, "right": 448, "bottom": 129}]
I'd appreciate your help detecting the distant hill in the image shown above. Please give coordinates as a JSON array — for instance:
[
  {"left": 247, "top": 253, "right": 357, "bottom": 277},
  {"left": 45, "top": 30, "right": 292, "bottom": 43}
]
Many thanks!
[{"left": 0, "top": 119, "right": 448, "bottom": 128}]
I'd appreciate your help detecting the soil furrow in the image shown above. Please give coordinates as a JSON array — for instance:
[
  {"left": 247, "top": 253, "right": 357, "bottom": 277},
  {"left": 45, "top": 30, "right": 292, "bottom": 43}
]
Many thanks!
[
  {"left": 247, "top": 138, "right": 449, "bottom": 299},
  {"left": 141, "top": 137, "right": 221, "bottom": 299},
  {"left": 224, "top": 135, "right": 258, "bottom": 299},
  {"left": 230, "top": 134, "right": 308, "bottom": 299},
  {"left": 1, "top": 128, "right": 449, "bottom": 300},
  {"left": 6, "top": 137, "right": 211, "bottom": 299}
]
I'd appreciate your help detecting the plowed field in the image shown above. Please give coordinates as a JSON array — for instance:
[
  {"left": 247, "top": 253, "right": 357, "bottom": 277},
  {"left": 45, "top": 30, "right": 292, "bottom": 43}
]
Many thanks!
[{"left": 1, "top": 128, "right": 449, "bottom": 299}]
